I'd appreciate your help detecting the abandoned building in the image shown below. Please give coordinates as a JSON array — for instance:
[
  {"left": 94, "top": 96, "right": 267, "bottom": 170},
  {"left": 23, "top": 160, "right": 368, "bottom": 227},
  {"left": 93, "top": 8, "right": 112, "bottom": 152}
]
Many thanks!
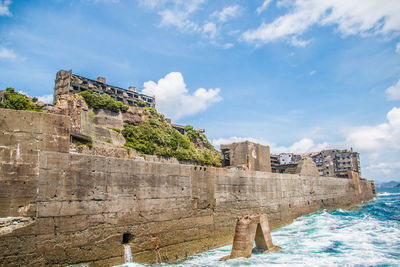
[
  {"left": 270, "top": 154, "right": 280, "bottom": 173},
  {"left": 279, "top": 153, "right": 302, "bottom": 165},
  {"left": 53, "top": 70, "right": 156, "bottom": 108},
  {"left": 311, "top": 149, "right": 361, "bottom": 178},
  {"left": 270, "top": 148, "right": 361, "bottom": 178},
  {"left": 221, "top": 141, "right": 271, "bottom": 172},
  {"left": 164, "top": 118, "right": 205, "bottom": 135},
  {"left": 221, "top": 142, "right": 323, "bottom": 177}
]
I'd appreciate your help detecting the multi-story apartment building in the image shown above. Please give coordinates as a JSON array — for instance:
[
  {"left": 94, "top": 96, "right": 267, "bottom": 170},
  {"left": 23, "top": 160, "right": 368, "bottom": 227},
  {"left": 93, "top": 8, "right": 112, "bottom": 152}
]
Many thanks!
[
  {"left": 311, "top": 149, "right": 361, "bottom": 178},
  {"left": 271, "top": 153, "right": 302, "bottom": 173},
  {"left": 53, "top": 70, "right": 156, "bottom": 108},
  {"left": 270, "top": 154, "right": 280, "bottom": 173},
  {"left": 279, "top": 153, "right": 302, "bottom": 165}
]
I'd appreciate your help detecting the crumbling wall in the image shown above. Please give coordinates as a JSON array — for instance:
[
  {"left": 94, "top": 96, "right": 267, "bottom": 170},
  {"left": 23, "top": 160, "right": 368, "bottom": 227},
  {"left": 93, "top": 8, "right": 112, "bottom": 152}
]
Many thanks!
[
  {"left": 295, "top": 158, "right": 320, "bottom": 177},
  {"left": 221, "top": 141, "right": 271, "bottom": 172},
  {"left": 0, "top": 110, "right": 376, "bottom": 266}
]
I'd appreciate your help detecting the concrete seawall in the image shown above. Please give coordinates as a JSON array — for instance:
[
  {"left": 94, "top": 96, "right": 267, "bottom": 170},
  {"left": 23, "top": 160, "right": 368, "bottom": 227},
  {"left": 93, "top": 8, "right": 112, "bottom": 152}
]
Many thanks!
[{"left": 0, "top": 109, "right": 376, "bottom": 266}]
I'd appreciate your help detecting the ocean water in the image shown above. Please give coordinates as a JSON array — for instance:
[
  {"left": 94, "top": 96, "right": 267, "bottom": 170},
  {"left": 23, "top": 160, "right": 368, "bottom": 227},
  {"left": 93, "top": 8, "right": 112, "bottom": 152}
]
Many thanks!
[{"left": 119, "top": 187, "right": 400, "bottom": 267}]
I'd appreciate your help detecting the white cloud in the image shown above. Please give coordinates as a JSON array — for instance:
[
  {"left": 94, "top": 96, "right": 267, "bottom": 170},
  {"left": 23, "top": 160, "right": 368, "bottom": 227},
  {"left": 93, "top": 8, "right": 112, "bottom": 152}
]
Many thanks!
[
  {"left": 343, "top": 108, "right": 400, "bottom": 181},
  {"left": 212, "top": 137, "right": 272, "bottom": 150},
  {"left": 37, "top": 94, "right": 53, "bottom": 104},
  {"left": 242, "top": 0, "right": 400, "bottom": 45},
  {"left": 276, "top": 0, "right": 293, "bottom": 9},
  {"left": 159, "top": 10, "right": 199, "bottom": 32},
  {"left": 290, "top": 36, "right": 310, "bottom": 47},
  {"left": 211, "top": 5, "right": 241, "bottom": 22},
  {"left": 257, "top": 0, "right": 273, "bottom": 15},
  {"left": 309, "top": 70, "right": 316, "bottom": 75},
  {"left": 223, "top": 43, "right": 234, "bottom": 49},
  {"left": 0, "top": 47, "right": 16, "bottom": 60},
  {"left": 17, "top": 90, "right": 29, "bottom": 96},
  {"left": 365, "top": 161, "right": 400, "bottom": 171},
  {"left": 141, "top": 72, "right": 222, "bottom": 120},
  {"left": 156, "top": 0, "right": 204, "bottom": 32},
  {"left": 272, "top": 138, "right": 330, "bottom": 154},
  {"left": 202, "top": 22, "right": 218, "bottom": 39},
  {"left": 212, "top": 136, "right": 329, "bottom": 154},
  {"left": 396, "top": 42, "right": 400, "bottom": 54},
  {"left": 345, "top": 107, "right": 400, "bottom": 152},
  {"left": 386, "top": 79, "right": 400, "bottom": 100},
  {"left": 0, "top": 0, "right": 11, "bottom": 16}
]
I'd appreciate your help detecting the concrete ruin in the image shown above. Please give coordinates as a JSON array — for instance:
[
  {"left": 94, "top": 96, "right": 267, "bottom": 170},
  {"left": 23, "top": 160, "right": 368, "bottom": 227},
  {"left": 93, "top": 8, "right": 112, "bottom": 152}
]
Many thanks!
[
  {"left": 0, "top": 109, "right": 376, "bottom": 266},
  {"left": 220, "top": 214, "right": 280, "bottom": 260},
  {"left": 54, "top": 70, "right": 156, "bottom": 108},
  {"left": 221, "top": 141, "right": 271, "bottom": 172}
]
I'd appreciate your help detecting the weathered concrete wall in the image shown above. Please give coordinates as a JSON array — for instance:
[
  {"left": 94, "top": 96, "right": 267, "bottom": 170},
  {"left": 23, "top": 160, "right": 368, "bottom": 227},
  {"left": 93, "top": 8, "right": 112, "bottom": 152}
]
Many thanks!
[
  {"left": 221, "top": 142, "right": 271, "bottom": 172},
  {"left": 0, "top": 110, "right": 375, "bottom": 266},
  {"left": 0, "top": 110, "right": 70, "bottom": 218}
]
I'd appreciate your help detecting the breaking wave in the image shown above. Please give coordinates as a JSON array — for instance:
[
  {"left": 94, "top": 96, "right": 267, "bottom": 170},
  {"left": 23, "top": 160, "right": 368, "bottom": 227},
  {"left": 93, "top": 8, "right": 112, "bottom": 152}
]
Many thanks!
[{"left": 117, "top": 187, "right": 400, "bottom": 267}]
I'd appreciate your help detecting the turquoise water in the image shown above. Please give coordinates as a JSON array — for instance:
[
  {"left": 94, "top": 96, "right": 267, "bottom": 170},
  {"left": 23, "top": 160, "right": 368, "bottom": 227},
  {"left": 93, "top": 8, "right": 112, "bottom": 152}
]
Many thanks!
[{"left": 120, "top": 188, "right": 400, "bottom": 266}]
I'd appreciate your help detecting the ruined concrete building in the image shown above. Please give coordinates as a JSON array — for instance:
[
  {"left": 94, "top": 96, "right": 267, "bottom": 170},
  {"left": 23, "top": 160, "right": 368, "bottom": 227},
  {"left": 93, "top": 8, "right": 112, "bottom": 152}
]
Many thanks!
[
  {"left": 311, "top": 149, "right": 361, "bottom": 178},
  {"left": 221, "top": 141, "right": 271, "bottom": 172},
  {"left": 279, "top": 153, "right": 302, "bottom": 165},
  {"left": 270, "top": 149, "right": 361, "bottom": 179},
  {"left": 54, "top": 70, "right": 156, "bottom": 108},
  {"left": 270, "top": 154, "right": 280, "bottom": 173}
]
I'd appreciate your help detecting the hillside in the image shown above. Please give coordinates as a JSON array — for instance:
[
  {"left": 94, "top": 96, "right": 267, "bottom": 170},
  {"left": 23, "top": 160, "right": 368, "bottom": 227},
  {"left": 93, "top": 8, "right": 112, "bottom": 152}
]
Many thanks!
[
  {"left": 0, "top": 89, "right": 221, "bottom": 166},
  {"left": 121, "top": 107, "right": 221, "bottom": 166}
]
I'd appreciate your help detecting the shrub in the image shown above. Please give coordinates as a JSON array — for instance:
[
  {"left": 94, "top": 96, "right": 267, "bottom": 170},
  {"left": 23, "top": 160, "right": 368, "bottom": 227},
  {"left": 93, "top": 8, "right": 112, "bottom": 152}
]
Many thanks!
[
  {"left": 135, "top": 100, "right": 147, "bottom": 107},
  {"left": 0, "top": 88, "right": 42, "bottom": 112},
  {"left": 122, "top": 108, "right": 221, "bottom": 166},
  {"left": 79, "top": 90, "right": 129, "bottom": 113}
]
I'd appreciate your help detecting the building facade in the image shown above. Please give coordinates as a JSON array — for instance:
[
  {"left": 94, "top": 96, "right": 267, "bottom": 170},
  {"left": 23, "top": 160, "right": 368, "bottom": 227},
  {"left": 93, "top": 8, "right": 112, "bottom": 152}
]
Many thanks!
[
  {"left": 311, "top": 149, "right": 361, "bottom": 178},
  {"left": 53, "top": 70, "right": 156, "bottom": 108},
  {"left": 220, "top": 141, "right": 271, "bottom": 172},
  {"left": 279, "top": 153, "right": 302, "bottom": 165}
]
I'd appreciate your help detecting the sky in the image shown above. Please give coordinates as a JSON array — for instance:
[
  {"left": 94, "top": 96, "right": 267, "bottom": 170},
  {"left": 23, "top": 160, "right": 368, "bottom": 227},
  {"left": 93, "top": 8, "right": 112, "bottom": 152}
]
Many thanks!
[{"left": 0, "top": 0, "right": 399, "bottom": 182}]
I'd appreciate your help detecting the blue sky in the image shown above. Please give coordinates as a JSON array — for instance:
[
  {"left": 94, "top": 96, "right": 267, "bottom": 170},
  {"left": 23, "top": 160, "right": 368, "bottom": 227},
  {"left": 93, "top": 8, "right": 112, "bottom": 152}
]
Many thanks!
[{"left": 0, "top": 0, "right": 400, "bottom": 182}]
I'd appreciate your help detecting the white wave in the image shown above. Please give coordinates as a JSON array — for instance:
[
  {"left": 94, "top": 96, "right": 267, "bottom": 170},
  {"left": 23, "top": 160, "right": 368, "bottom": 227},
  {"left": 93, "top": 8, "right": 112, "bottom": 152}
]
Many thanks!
[
  {"left": 378, "top": 192, "right": 400, "bottom": 196},
  {"left": 335, "top": 208, "right": 346, "bottom": 213}
]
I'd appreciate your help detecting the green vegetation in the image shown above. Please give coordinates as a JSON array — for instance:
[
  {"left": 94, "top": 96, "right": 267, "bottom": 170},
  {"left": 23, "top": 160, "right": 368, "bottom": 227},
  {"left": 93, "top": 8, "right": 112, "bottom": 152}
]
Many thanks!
[
  {"left": 75, "top": 137, "right": 93, "bottom": 148},
  {"left": 185, "top": 125, "right": 215, "bottom": 150},
  {"left": 87, "top": 137, "right": 93, "bottom": 148},
  {"left": 122, "top": 109, "right": 221, "bottom": 166},
  {"left": 0, "top": 88, "right": 43, "bottom": 112},
  {"left": 79, "top": 90, "right": 129, "bottom": 113},
  {"left": 107, "top": 127, "right": 121, "bottom": 133},
  {"left": 135, "top": 100, "right": 147, "bottom": 107}
]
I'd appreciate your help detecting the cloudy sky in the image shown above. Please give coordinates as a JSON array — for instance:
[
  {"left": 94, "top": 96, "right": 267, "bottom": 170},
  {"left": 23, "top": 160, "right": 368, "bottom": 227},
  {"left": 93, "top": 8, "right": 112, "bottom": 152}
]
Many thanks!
[{"left": 0, "top": 0, "right": 399, "bottom": 182}]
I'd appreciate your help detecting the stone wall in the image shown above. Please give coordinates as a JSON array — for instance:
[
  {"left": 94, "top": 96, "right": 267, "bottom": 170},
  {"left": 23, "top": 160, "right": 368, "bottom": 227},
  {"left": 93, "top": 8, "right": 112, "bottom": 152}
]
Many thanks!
[{"left": 0, "top": 110, "right": 375, "bottom": 266}]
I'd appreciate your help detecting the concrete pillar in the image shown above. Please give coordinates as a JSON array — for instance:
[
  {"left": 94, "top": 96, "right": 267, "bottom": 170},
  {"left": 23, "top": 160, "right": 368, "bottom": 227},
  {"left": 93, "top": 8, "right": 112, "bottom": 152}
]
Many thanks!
[{"left": 221, "top": 214, "right": 280, "bottom": 260}]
